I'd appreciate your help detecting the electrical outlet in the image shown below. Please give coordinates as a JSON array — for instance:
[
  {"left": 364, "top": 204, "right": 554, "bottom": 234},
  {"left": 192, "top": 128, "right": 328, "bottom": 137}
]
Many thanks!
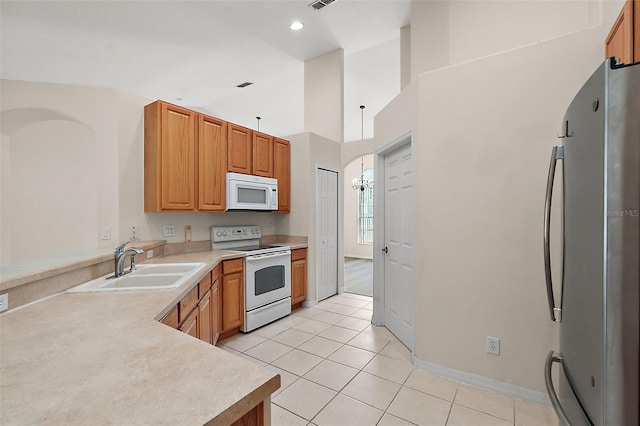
[
  {"left": 147, "top": 249, "right": 154, "bottom": 259},
  {"left": 162, "top": 225, "right": 175, "bottom": 237},
  {"left": 487, "top": 336, "right": 500, "bottom": 355},
  {"left": 0, "top": 293, "right": 8, "bottom": 312},
  {"left": 100, "top": 226, "right": 111, "bottom": 240}
]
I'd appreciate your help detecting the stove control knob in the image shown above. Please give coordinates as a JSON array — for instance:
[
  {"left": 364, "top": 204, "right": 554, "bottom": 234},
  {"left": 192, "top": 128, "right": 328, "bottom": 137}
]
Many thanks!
[{"left": 222, "top": 231, "right": 228, "bottom": 237}]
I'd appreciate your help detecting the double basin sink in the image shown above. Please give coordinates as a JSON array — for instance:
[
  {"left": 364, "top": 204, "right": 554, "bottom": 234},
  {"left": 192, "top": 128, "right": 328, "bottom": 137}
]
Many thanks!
[{"left": 68, "top": 263, "right": 206, "bottom": 293}]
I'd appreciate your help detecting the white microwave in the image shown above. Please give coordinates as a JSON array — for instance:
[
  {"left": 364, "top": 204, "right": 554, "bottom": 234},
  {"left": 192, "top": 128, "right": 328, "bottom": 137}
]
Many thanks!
[{"left": 226, "top": 172, "right": 278, "bottom": 211}]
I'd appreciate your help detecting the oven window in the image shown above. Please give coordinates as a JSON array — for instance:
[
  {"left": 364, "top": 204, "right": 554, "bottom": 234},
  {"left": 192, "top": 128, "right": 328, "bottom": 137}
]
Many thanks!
[
  {"left": 254, "top": 265, "right": 285, "bottom": 296},
  {"left": 238, "top": 187, "right": 267, "bottom": 204}
]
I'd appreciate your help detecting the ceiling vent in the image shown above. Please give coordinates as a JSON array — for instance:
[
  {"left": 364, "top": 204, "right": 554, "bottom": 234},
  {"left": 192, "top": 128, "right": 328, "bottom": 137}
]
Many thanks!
[
  {"left": 309, "top": 0, "right": 336, "bottom": 11},
  {"left": 236, "top": 82, "right": 253, "bottom": 88}
]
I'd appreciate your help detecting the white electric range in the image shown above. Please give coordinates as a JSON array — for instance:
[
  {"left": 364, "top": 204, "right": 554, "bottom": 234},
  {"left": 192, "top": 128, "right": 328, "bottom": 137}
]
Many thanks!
[{"left": 211, "top": 226, "right": 291, "bottom": 332}]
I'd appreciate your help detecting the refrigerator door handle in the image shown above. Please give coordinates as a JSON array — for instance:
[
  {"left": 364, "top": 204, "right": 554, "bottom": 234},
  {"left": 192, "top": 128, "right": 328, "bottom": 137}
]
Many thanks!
[
  {"left": 545, "top": 351, "right": 572, "bottom": 426},
  {"left": 544, "top": 145, "right": 564, "bottom": 322}
]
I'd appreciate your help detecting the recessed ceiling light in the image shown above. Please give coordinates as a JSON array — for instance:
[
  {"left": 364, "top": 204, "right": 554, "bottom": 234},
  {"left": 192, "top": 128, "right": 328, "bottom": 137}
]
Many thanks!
[{"left": 290, "top": 21, "right": 304, "bottom": 31}]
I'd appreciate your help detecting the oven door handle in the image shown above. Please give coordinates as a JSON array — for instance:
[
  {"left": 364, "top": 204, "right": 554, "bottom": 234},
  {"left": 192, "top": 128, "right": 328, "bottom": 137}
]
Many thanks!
[{"left": 245, "top": 251, "right": 291, "bottom": 262}]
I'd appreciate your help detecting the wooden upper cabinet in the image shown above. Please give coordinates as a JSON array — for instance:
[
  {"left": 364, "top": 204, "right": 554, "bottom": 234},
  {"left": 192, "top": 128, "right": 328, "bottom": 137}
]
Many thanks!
[
  {"left": 227, "top": 124, "right": 252, "bottom": 174},
  {"left": 145, "top": 101, "right": 197, "bottom": 211},
  {"left": 605, "top": 0, "right": 636, "bottom": 65},
  {"left": 198, "top": 115, "right": 227, "bottom": 211},
  {"left": 273, "top": 138, "right": 291, "bottom": 212},
  {"left": 252, "top": 132, "right": 274, "bottom": 177}
]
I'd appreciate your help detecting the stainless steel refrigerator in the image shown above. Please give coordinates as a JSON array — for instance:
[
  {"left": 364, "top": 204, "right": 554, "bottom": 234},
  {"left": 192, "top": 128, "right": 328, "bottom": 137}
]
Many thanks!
[{"left": 543, "top": 59, "right": 639, "bottom": 425}]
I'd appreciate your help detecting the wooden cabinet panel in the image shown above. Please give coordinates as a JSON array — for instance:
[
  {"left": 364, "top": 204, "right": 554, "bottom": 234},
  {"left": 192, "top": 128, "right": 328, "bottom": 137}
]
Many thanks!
[
  {"left": 231, "top": 401, "right": 264, "bottom": 426},
  {"left": 252, "top": 132, "right": 274, "bottom": 177},
  {"left": 606, "top": 0, "right": 634, "bottom": 65},
  {"left": 273, "top": 138, "right": 291, "bottom": 212},
  {"left": 223, "top": 258, "right": 244, "bottom": 274},
  {"left": 198, "top": 289, "right": 213, "bottom": 344},
  {"left": 221, "top": 271, "right": 244, "bottom": 332},
  {"left": 228, "top": 124, "right": 252, "bottom": 174},
  {"left": 144, "top": 101, "right": 197, "bottom": 211},
  {"left": 211, "top": 279, "right": 220, "bottom": 345},
  {"left": 161, "top": 305, "right": 179, "bottom": 329},
  {"left": 198, "top": 115, "right": 227, "bottom": 211},
  {"left": 635, "top": 0, "right": 640, "bottom": 62},
  {"left": 179, "top": 285, "right": 199, "bottom": 322},
  {"left": 291, "top": 249, "right": 307, "bottom": 306},
  {"left": 179, "top": 308, "right": 198, "bottom": 338}
]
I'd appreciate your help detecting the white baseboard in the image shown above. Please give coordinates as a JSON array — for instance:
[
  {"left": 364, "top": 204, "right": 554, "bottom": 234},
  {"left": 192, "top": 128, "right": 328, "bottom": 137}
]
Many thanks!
[{"left": 413, "top": 356, "right": 552, "bottom": 407}]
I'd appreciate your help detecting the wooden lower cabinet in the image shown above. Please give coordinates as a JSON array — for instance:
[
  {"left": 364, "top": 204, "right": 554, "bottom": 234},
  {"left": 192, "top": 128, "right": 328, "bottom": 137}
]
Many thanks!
[
  {"left": 198, "top": 289, "right": 213, "bottom": 344},
  {"left": 179, "top": 308, "right": 198, "bottom": 338},
  {"left": 221, "top": 269, "right": 244, "bottom": 332},
  {"left": 231, "top": 401, "right": 264, "bottom": 426},
  {"left": 291, "top": 248, "right": 307, "bottom": 307},
  {"left": 211, "top": 279, "right": 220, "bottom": 345}
]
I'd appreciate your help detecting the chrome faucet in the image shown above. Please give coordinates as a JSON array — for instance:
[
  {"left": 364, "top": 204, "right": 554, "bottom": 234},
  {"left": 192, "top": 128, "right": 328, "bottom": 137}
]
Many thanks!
[{"left": 111, "top": 238, "right": 144, "bottom": 278}]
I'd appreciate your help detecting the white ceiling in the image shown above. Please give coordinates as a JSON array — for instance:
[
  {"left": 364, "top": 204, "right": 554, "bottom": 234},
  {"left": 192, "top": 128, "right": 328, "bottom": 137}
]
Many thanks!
[{"left": 1, "top": 0, "right": 410, "bottom": 142}]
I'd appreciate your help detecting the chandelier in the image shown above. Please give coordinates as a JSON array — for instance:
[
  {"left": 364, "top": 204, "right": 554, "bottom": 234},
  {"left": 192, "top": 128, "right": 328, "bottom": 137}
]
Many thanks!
[{"left": 352, "top": 105, "right": 374, "bottom": 191}]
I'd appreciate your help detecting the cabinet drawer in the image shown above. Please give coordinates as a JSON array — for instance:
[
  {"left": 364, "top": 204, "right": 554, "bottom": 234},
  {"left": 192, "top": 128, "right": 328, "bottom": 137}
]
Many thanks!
[
  {"left": 291, "top": 248, "right": 307, "bottom": 261},
  {"left": 179, "top": 285, "right": 199, "bottom": 322},
  {"left": 223, "top": 258, "right": 243, "bottom": 274},
  {"left": 211, "top": 263, "right": 221, "bottom": 283}
]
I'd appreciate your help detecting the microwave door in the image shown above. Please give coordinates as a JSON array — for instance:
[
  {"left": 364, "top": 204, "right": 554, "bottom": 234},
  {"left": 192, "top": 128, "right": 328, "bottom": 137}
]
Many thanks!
[{"left": 234, "top": 183, "right": 269, "bottom": 209}]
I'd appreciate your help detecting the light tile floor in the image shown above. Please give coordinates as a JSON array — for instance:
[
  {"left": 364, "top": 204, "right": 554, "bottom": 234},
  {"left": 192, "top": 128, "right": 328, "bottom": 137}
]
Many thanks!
[{"left": 219, "top": 294, "right": 559, "bottom": 426}]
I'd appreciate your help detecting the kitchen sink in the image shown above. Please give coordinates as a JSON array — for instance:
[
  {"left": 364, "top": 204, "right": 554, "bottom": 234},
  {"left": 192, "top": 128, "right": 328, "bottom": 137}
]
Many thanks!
[{"left": 68, "top": 263, "right": 206, "bottom": 292}]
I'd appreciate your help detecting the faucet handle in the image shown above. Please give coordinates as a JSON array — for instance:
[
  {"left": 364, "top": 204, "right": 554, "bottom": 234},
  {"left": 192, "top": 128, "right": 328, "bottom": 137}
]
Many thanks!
[{"left": 114, "top": 237, "right": 141, "bottom": 254}]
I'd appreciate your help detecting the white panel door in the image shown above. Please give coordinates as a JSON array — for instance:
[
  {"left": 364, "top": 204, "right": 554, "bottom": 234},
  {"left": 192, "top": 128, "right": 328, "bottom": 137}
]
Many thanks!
[
  {"left": 383, "top": 144, "right": 414, "bottom": 348},
  {"left": 317, "top": 168, "right": 339, "bottom": 301}
]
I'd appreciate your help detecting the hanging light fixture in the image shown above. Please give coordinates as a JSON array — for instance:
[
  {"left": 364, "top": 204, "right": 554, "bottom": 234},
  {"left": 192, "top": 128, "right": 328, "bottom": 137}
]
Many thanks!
[{"left": 352, "top": 105, "right": 374, "bottom": 191}]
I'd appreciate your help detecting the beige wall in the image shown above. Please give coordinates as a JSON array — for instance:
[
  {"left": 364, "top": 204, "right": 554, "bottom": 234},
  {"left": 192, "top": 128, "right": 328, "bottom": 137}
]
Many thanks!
[
  {"left": 374, "top": 0, "right": 624, "bottom": 394},
  {"left": 278, "top": 132, "right": 343, "bottom": 303},
  {"left": 343, "top": 155, "right": 374, "bottom": 259},
  {"left": 0, "top": 80, "right": 279, "bottom": 270},
  {"left": 304, "top": 49, "right": 344, "bottom": 143},
  {"left": 409, "top": 0, "right": 622, "bottom": 78}
]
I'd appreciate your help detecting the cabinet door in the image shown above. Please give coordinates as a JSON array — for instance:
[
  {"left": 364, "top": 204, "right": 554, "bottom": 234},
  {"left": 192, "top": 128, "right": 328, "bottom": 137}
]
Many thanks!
[
  {"left": 228, "top": 124, "right": 252, "bottom": 174},
  {"left": 160, "top": 102, "right": 197, "bottom": 210},
  {"left": 198, "top": 289, "right": 213, "bottom": 344},
  {"left": 252, "top": 132, "right": 274, "bottom": 177},
  {"left": 291, "top": 249, "right": 307, "bottom": 305},
  {"left": 199, "top": 115, "right": 227, "bottom": 211},
  {"left": 273, "top": 138, "right": 290, "bottom": 212},
  {"left": 179, "top": 308, "right": 198, "bottom": 338},
  {"left": 144, "top": 101, "right": 197, "bottom": 211},
  {"left": 222, "top": 272, "right": 244, "bottom": 332},
  {"left": 606, "top": 0, "right": 634, "bottom": 65},
  {"left": 211, "top": 279, "right": 220, "bottom": 345},
  {"left": 161, "top": 305, "right": 179, "bottom": 329}
]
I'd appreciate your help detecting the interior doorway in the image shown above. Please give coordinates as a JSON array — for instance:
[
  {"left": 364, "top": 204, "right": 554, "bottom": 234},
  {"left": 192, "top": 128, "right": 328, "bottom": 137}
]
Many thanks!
[
  {"left": 373, "top": 136, "right": 414, "bottom": 351},
  {"left": 343, "top": 154, "right": 374, "bottom": 297}
]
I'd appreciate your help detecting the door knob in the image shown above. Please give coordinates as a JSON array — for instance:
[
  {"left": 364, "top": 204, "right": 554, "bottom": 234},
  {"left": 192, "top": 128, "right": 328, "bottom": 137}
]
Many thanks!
[{"left": 381, "top": 246, "right": 388, "bottom": 254}]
